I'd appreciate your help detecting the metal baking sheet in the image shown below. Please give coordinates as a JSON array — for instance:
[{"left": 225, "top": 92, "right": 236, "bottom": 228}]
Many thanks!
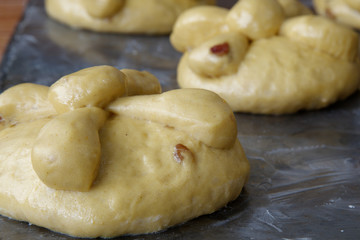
[{"left": 0, "top": 0, "right": 359, "bottom": 239}]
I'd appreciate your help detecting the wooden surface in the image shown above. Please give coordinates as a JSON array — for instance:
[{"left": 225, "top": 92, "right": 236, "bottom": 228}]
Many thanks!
[{"left": 0, "top": 0, "right": 28, "bottom": 63}]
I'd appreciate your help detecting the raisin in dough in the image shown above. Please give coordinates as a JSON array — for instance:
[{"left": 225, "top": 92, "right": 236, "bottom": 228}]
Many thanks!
[
  {"left": 170, "top": 0, "right": 360, "bottom": 114},
  {"left": 45, "top": 0, "right": 215, "bottom": 34},
  {"left": 314, "top": 0, "right": 360, "bottom": 30},
  {"left": 0, "top": 66, "right": 249, "bottom": 238}
]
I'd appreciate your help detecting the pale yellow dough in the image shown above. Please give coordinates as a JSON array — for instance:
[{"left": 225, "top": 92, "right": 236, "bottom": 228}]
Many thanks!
[
  {"left": 45, "top": 0, "right": 215, "bottom": 34},
  {"left": 314, "top": 0, "right": 360, "bottom": 29},
  {"left": 171, "top": 0, "right": 360, "bottom": 114},
  {"left": 0, "top": 66, "right": 249, "bottom": 238}
]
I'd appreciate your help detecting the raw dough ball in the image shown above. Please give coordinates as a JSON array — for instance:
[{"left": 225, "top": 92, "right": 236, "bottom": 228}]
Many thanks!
[
  {"left": 170, "top": 5, "right": 229, "bottom": 52},
  {"left": 314, "top": 0, "right": 360, "bottom": 30},
  {"left": 31, "top": 107, "right": 108, "bottom": 192},
  {"left": 48, "top": 65, "right": 127, "bottom": 113},
  {"left": 0, "top": 66, "right": 249, "bottom": 238},
  {"left": 226, "top": 0, "right": 285, "bottom": 40},
  {"left": 171, "top": 2, "right": 360, "bottom": 114},
  {"left": 81, "top": 0, "right": 126, "bottom": 18},
  {"left": 45, "top": 0, "right": 215, "bottom": 34},
  {"left": 277, "top": 0, "right": 313, "bottom": 18}
]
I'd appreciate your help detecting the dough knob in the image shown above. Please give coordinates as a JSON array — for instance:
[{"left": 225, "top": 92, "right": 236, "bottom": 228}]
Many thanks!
[
  {"left": 277, "top": 0, "right": 313, "bottom": 18},
  {"left": 170, "top": 6, "right": 229, "bottom": 52},
  {"left": 121, "top": 69, "right": 162, "bottom": 96},
  {"left": 48, "top": 65, "right": 127, "bottom": 113},
  {"left": 107, "top": 89, "right": 237, "bottom": 149},
  {"left": 344, "top": 0, "right": 360, "bottom": 11},
  {"left": 0, "top": 83, "right": 55, "bottom": 123},
  {"left": 81, "top": 0, "right": 125, "bottom": 18},
  {"left": 280, "top": 15, "right": 359, "bottom": 62},
  {"left": 188, "top": 32, "right": 249, "bottom": 77},
  {"left": 31, "top": 107, "right": 108, "bottom": 191},
  {"left": 226, "top": 0, "right": 285, "bottom": 40}
]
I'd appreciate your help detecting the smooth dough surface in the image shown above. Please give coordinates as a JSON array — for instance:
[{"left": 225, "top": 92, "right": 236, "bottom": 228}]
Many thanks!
[
  {"left": 0, "top": 66, "right": 249, "bottom": 238},
  {"left": 45, "top": 0, "right": 215, "bottom": 34},
  {"left": 314, "top": 0, "right": 360, "bottom": 29},
  {"left": 171, "top": 1, "right": 360, "bottom": 114}
]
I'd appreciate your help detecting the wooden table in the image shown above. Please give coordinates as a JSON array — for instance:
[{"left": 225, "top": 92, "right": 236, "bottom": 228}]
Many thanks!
[{"left": 0, "top": 0, "right": 28, "bottom": 63}]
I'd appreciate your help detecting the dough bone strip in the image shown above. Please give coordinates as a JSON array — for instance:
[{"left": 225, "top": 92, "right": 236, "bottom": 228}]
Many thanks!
[{"left": 107, "top": 88, "right": 237, "bottom": 149}]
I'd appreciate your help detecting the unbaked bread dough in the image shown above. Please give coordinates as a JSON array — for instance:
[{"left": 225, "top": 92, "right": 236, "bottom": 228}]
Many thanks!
[
  {"left": 45, "top": 0, "right": 215, "bottom": 34},
  {"left": 277, "top": 0, "right": 313, "bottom": 18},
  {"left": 0, "top": 66, "right": 249, "bottom": 238},
  {"left": 313, "top": 0, "right": 360, "bottom": 29},
  {"left": 170, "top": 0, "right": 360, "bottom": 114}
]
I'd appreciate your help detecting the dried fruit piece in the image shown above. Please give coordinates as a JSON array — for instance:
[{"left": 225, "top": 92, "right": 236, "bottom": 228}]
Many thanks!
[
  {"left": 188, "top": 32, "right": 248, "bottom": 77},
  {"left": 173, "top": 144, "right": 192, "bottom": 163},
  {"left": 325, "top": 8, "right": 336, "bottom": 20},
  {"left": 210, "top": 42, "right": 230, "bottom": 56}
]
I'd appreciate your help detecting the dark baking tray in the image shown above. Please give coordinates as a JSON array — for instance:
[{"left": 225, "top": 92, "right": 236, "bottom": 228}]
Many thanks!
[{"left": 0, "top": 0, "right": 359, "bottom": 239}]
